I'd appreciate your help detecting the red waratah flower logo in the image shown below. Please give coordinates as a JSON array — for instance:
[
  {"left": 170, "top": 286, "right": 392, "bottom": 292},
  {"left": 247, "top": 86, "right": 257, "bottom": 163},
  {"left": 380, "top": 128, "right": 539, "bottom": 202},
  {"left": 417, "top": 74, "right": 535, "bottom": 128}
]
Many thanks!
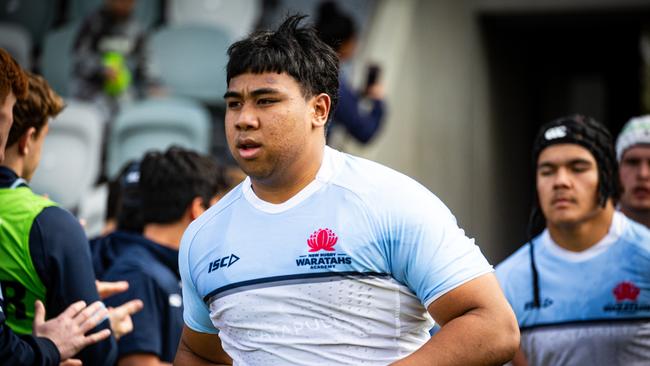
[
  {"left": 307, "top": 228, "right": 338, "bottom": 252},
  {"left": 613, "top": 281, "right": 640, "bottom": 302}
]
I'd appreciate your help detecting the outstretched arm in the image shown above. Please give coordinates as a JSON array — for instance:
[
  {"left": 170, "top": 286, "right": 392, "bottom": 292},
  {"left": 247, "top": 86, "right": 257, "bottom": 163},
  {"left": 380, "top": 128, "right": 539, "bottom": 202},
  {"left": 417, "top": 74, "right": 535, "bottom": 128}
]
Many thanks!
[
  {"left": 174, "top": 326, "right": 232, "bottom": 366},
  {"left": 392, "top": 273, "right": 520, "bottom": 366}
]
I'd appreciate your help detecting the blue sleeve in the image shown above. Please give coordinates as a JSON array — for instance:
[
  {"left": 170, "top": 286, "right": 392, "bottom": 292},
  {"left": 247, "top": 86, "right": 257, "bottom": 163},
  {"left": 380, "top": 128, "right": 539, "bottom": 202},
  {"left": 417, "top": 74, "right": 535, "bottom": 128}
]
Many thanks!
[
  {"left": 104, "top": 270, "right": 163, "bottom": 359},
  {"left": 384, "top": 188, "right": 493, "bottom": 308},
  {"left": 333, "top": 80, "right": 385, "bottom": 144},
  {"left": 179, "top": 231, "right": 218, "bottom": 334},
  {"left": 0, "top": 285, "right": 61, "bottom": 366},
  {"left": 29, "top": 207, "right": 117, "bottom": 366}
]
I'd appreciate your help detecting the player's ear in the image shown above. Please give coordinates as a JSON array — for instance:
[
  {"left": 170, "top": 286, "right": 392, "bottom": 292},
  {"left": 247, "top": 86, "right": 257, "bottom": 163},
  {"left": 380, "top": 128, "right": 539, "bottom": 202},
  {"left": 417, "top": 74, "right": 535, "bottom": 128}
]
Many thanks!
[
  {"left": 188, "top": 196, "right": 205, "bottom": 221},
  {"left": 19, "top": 127, "right": 37, "bottom": 156},
  {"left": 310, "top": 93, "right": 330, "bottom": 129}
]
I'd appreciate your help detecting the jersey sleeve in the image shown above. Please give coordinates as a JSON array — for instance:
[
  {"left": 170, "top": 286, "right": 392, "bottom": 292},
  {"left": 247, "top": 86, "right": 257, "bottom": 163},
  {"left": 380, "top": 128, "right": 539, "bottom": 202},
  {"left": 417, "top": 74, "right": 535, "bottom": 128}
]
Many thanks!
[
  {"left": 103, "top": 271, "right": 163, "bottom": 358},
  {"left": 29, "top": 206, "right": 117, "bottom": 366},
  {"left": 179, "top": 230, "right": 218, "bottom": 334},
  {"left": 384, "top": 188, "right": 493, "bottom": 308}
]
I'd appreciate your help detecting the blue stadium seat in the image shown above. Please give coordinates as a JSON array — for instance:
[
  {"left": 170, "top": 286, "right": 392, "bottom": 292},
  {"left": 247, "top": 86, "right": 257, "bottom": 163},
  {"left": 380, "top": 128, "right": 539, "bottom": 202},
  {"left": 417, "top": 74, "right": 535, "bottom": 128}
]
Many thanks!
[
  {"left": 166, "top": 0, "right": 259, "bottom": 41},
  {"left": 67, "top": 0, "right": 161, "bottom": 30},
  {"left": 106, "top": 97, "right": 212, "bottom": 178},
  {"left": 40, "top": 22, "right": 80, "bottom": 97},
  {"left": 0, "top": 22, "right": 31, "bottom": 69},
  {"left": 30, "top": 101, "right": 105, "bottom": 210},
  {"left": 149, "top": 24, "right": 231, "bottom": 106},
  {"left": 0, "top": 0, "right": 59, "bottom": 47}
]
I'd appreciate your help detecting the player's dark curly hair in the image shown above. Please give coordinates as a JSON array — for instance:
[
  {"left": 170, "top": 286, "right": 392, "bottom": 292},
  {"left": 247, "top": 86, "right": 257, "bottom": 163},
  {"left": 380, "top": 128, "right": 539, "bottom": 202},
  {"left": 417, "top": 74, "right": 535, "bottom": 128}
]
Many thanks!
[
  {"left": 139, "top": 146, "right": 224, "bottom": 224},
  {"left": 226, "top": 14, "right": 339, "bottom": 127}
]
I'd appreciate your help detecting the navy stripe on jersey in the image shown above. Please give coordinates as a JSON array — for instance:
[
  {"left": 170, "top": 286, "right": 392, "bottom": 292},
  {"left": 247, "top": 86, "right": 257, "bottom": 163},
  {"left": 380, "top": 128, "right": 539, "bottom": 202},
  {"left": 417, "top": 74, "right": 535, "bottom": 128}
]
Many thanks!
[
  {"left": 203, "top": 271, "right": 389, "bottom": 304},
  {"left": 520, "top": 317, "right": 650, "bottom": 331}
]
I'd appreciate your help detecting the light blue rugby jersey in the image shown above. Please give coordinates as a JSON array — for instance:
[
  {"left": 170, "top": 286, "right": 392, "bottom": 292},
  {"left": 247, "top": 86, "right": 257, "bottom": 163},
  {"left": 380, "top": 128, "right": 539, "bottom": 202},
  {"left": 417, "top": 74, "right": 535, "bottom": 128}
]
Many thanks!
[
  {"left": 179, "top": 146, "right": 493, "bottom": 365},
  {"left": 496, "top": 211, "right": 650, "bottom": 366}
]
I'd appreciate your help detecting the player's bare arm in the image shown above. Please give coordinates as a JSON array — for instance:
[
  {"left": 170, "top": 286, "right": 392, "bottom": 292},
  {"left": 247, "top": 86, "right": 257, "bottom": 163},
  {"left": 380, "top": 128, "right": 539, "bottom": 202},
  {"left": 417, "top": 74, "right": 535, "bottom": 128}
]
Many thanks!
[{"left": 391, "top": 273, "right": 519, "bottom": 366}]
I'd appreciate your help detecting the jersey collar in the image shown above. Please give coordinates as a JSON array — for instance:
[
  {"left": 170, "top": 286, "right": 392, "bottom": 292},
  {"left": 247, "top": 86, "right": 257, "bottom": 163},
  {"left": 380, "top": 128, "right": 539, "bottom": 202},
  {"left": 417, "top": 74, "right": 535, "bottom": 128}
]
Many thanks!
[
  {"left": 242, "top": 146, "right": 339, "bottom": 214},
  {"left": 541, "top": 211, "right": 626, "bottom": 262}
]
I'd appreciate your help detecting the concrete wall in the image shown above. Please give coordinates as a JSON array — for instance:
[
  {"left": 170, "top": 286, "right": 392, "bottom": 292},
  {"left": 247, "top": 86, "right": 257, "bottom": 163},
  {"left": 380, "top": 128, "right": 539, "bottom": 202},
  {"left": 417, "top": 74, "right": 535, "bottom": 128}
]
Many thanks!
[{"left": 346, "top": 0, "right": 500, "bottom": 261}]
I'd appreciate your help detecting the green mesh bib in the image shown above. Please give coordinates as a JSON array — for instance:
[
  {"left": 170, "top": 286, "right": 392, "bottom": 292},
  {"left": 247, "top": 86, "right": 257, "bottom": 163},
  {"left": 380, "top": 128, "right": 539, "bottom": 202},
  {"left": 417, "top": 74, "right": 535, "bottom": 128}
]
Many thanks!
[{"left": 0, "top": 186, "right": 55, "bottom": 334}]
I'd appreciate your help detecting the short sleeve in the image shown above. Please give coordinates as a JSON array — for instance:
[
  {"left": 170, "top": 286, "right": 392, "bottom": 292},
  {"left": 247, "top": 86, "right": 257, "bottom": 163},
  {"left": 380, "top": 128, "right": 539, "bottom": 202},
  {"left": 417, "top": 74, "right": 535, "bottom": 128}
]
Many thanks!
[
  {"left": 385, "top": 190, "right": 493, "bottom": 308},
  {"left": 179, "top": 231, "right": 218, "bottom": 334}
]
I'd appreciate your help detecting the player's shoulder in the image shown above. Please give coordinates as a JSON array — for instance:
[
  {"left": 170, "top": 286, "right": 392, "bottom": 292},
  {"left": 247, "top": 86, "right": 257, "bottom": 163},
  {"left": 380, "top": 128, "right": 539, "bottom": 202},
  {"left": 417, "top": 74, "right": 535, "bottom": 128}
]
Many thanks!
[
  {"left": 331, "top": 149, "right": 423, "bottom": 190},
  {"left": 495, "top": 241, "right": 534, "bottom": 285},
  {"left": 328, "top": 148, "right": 445, "bottom": 214},
  {"left": 188, "top": 183, "right": 243, "bottom": 235},
  {"left": 618, "top": 213, "right": 650, "bottom": 256},
  {"left": 181, "top": 183, "right": 244, "bottom": 257}
]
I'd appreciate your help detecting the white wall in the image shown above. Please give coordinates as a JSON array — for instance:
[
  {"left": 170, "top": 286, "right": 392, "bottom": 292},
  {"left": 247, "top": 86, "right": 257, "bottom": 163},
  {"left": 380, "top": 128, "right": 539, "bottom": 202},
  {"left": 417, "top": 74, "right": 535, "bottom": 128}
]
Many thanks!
[{"left": 347, "top": 0, "right": 500, "bottom": 260}]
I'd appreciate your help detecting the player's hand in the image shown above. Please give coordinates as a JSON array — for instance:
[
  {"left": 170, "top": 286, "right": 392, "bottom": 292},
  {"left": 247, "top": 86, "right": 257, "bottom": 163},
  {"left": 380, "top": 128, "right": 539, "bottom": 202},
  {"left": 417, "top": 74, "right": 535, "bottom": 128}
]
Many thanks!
[
  {"left": 33, "top": 300, "right": 111, "bottom": 360},
  {"left": 95, "top": 280, "right": 129, "bottom": 299},
  {"left": 366, "top": 82, "right": 385, "bottom": 100},
  {"left": 108, "top": 299, "right": 144, "bottom": 340},
  {"left": 104, "top": 66, "right": 119, "bottom": 82}
]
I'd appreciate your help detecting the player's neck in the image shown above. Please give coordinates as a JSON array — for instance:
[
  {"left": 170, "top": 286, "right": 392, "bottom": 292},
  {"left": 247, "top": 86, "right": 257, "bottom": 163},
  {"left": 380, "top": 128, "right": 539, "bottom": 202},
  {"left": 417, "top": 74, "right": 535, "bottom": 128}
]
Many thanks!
[
  {"left": 1, "top": 148, "right": 25, "bottom": 180},
  {"left": 251, "top": 143, "right": 325, "bottom": 204},
  {"left": 620, "top": 205, "right": 650, "bottom": 228},
  {"left": 143, "top": 220, "right": 187, "bottom": 251},
  {"left": 547, "top": 203, "right": 615, "bottom": 252}
]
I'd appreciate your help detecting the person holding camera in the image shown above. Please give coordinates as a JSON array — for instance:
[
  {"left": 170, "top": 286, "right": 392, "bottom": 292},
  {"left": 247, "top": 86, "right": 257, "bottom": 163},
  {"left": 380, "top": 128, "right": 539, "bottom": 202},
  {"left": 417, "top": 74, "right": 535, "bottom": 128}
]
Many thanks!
[{"left": 315, "top": 1, "right": 386, "bottom": 145}]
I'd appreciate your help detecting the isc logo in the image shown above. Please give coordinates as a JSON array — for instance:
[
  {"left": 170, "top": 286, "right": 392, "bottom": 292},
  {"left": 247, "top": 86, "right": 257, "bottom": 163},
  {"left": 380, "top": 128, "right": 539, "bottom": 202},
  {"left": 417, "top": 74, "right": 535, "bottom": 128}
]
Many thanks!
[{"left": 207, "top": 254, "right": 240, "bottom": 273}]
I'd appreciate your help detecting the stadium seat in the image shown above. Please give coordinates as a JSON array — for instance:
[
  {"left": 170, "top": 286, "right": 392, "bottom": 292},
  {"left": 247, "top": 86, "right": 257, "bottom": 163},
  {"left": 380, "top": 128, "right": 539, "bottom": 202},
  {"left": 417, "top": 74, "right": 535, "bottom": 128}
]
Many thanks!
[
  {"left": 67, "top": 0, "right": 161, "bottom": 30},
  {"left": 149, "top": 24, "right": 231, "bottom": 106},
  {"left": 0, "top": 0, "right": 59, "bottom": 47},
  {"left": 0, "top": 22, "right": 32, "bottom": 69},
  {"left": 30, "top": 101, "right": 105, "bottom": 211},
  {"left": 166, "top": 0, "right": 259, "bottom": 41},
  {"left": 106, "top": 97, "right": 212, "bottom": 178},
  {"left": 77, "top": 183, "right": 109, "bottom": 239},
  {"left": 40, "top": 22, "right": 80, "bottom": 97}
]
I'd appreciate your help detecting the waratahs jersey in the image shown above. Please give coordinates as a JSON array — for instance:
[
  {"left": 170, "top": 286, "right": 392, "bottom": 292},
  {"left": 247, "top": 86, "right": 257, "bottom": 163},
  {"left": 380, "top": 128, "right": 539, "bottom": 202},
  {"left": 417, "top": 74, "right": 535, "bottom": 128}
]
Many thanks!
[
  {"left": 180, "top": 146, "right": 493, "bottom": 365},
  {"left": 496, "top": 211, "right": 650, "bottom": 366}
]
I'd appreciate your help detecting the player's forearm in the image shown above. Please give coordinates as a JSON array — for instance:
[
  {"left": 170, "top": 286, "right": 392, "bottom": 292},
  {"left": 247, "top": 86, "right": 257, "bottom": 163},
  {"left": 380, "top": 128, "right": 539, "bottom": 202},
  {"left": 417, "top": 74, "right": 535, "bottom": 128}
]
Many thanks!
[
  {"left": 173, "top": 339, "right": 231, "bottom": 366},
  {"left": 391, "top": 308, "right": 519, "bottom": 366},
  {"left": 174, "top": 351, "right": 230, "bottom": 366}
]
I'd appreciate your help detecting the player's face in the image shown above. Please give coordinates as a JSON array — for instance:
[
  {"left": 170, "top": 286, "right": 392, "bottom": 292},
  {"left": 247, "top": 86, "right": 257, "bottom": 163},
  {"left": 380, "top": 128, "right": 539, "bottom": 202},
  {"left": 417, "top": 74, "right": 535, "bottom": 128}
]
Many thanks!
[
  {"left": 537, "top": 144, "right": 601, "bottom": 227},
  {"left": 619, "top": 145, "right": 650, "bottom": 213},
  {"left": 0, "top": 91, "right": 17, "bottom": 163},
  {"left": 23, "top": 122, "right": 49, "bottom": 182},
  {"left": 224, "top": 72, "right": 320, "bottom": 184}
]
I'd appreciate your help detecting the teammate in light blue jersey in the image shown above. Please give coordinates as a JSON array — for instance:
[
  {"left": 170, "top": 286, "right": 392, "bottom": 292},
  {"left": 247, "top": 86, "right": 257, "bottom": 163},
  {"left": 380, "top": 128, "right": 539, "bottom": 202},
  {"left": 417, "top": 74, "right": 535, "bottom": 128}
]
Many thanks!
[
  {"left": 174, "top": 14, "right": 519, "bottom": 366},
  {"left": 617, "top": 115, "right": 650, "bottom": 228},
  {"left": 497, "top": 115, "right": 650, "bottom": 366}
]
